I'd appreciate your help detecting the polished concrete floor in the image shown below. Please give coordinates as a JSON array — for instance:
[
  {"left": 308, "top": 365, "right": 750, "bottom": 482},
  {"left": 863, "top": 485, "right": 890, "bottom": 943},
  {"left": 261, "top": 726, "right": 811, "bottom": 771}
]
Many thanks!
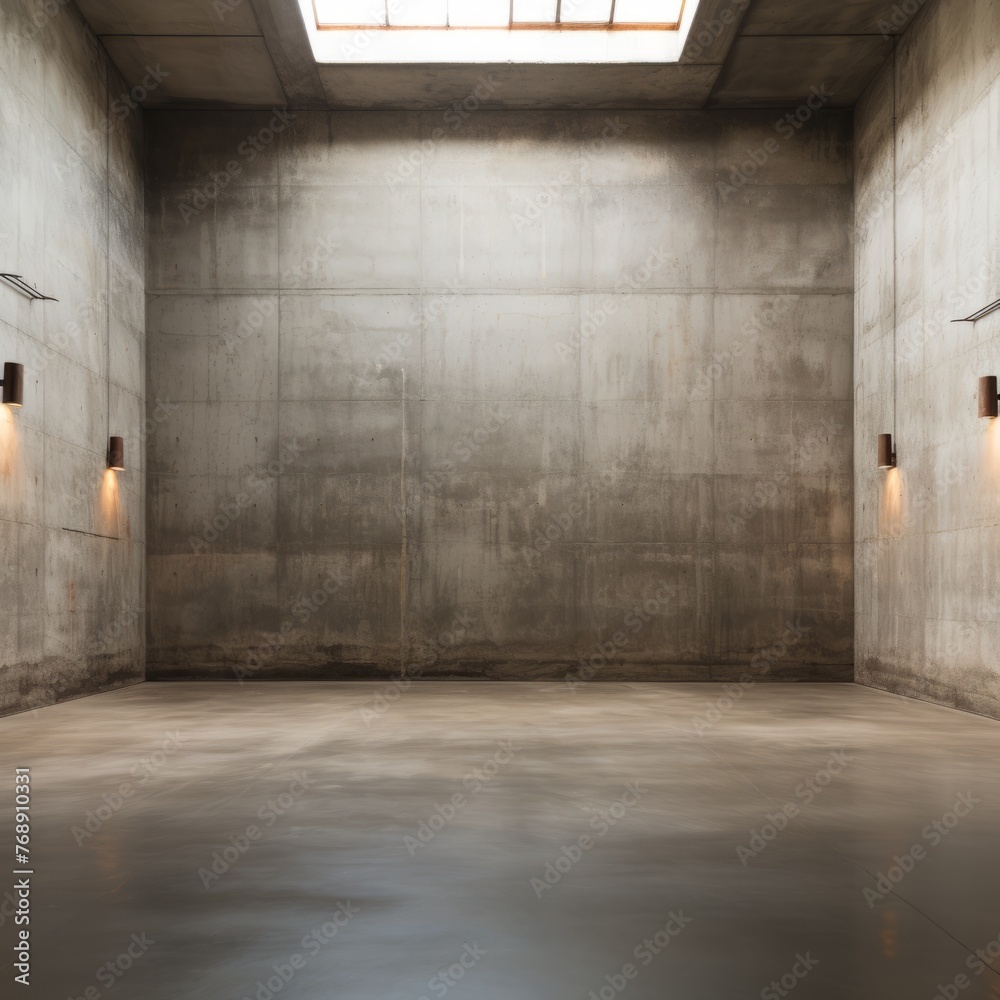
[{"left": 2, "top": 682, "right": 1000, "bottom": 999}]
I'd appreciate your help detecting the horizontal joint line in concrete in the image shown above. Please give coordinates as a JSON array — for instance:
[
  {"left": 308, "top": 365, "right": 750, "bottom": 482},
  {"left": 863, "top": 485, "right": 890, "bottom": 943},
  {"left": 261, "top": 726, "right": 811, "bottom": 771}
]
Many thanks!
[
  {"left": 145, "top": 287, "right": 856, "bottom": 296},
  {"left": 739, "top": 33, "right": 893, "bottom": 38},
  {"left": 98, "top": 33, "right": 264, "bottom": 38},
  {"left": 61, "top": 527, "right": 127, "bottom": 541},
  {"left": 0, "top": 516, "right": 41, "bottom": 528}
]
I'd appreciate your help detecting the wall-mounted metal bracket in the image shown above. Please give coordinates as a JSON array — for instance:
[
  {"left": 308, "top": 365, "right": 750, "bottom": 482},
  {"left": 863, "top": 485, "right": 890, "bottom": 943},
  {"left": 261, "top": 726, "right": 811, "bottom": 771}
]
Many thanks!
[
  {"left": 0, "top": 274, "right": 58, "bottom": 301},
  {"left": 952, "top": 298, "right": 1000, "bottom": 323}
]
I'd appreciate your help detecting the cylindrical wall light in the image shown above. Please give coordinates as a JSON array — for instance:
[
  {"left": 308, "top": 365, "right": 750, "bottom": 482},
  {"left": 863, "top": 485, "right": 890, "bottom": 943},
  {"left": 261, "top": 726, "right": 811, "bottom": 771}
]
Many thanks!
[
  {"left": 108, "top": 436, "right": 125, "bottom": 471},
  {"left": 878, "top": 433, "right": 896, "bottom": 470},
  {"left": 1, "top": 362, "right": 24, "bottom": 407},
  {"left": 979, "top": 376, "right": 999, "bottom": 419}
]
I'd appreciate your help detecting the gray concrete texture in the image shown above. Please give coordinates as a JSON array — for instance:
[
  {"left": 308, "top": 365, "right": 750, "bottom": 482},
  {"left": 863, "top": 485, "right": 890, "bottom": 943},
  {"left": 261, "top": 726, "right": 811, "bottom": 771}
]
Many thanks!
[
  {"left": 145, "top": 107, "right": 855, "bottom": 682},
  {"left": 71, "top": 0, "right": 906, "bottom": 112},
  {"left": 0, "top": 0, "right": 146, "bottom": 715},
  {"left": 4, "top": 682, "right": 1000, "bottom": 997},
  {"left": 854, "top": 0, "right": 1000, "bottom": 720}
]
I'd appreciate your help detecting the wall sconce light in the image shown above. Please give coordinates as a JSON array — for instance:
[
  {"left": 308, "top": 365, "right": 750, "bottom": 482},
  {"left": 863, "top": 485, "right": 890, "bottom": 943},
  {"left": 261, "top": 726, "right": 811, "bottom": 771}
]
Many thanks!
[
  {"left": 108, "top": 436, "right": 125, "bottom": 472},
  {"left": 1, "top": 362, "right": 24, "bottom": 407},
  {"left": 878, "top": 433, "right": 896, "bottom": 470},
  {"left": 979, "top": 376, "right": 999, "bottom": 419}
]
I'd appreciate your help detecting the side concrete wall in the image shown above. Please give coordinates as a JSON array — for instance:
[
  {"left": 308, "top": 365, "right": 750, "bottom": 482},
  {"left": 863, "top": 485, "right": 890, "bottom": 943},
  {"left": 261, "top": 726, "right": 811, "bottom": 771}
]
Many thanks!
[
  {"left": 855, "top": 0, "right": 1000, "bottom": 718},
  {"left": 0, "top": 0, "right": 145, "bottom": 715}
]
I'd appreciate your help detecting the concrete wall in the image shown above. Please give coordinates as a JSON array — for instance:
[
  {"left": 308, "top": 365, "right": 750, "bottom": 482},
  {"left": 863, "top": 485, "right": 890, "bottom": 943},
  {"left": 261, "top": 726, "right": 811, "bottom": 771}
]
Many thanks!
[
  {"left": 0, "top": 0, "right": 145, "bottom": 715},
  {"left": 855, "top": 0, "right": 1000, "bottom": 717},
  {"left": 145, "top": 107, "right": 855, "bottom": 682}
]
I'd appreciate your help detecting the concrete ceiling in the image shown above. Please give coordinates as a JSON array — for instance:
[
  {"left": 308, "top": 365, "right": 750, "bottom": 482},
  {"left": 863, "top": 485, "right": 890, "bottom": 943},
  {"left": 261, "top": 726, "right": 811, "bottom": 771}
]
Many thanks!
[{"left": 74, "top": 0, "right": 914, "bottom": 110}]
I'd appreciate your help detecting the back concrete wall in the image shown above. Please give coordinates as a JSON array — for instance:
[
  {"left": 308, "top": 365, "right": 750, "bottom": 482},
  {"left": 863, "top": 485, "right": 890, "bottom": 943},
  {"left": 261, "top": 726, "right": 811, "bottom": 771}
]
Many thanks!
[
  {"left": 0, "top": 0, "right": 145, "bottom": 715},
  {"left": 855, "top": 0, "right": 1000, "bottom": 719},
  {"left": 145, "top": 108, "right": 854, "bottom": 682}
]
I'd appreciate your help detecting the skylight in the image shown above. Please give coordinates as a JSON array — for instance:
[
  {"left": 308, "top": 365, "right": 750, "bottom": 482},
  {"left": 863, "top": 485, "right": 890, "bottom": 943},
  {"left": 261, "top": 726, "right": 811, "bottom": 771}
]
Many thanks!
[
  {"left": 302, "top": 0, "right": 694, "bottom": 63},
  {"left": 314, "top": 0, "right": 684, "bottom": 29}
]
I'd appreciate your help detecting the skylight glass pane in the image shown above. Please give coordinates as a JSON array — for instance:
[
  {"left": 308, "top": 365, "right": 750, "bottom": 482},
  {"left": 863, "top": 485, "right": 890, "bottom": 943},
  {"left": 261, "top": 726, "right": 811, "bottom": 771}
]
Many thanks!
[
  {"left": 389, "top": 0, "right": 447, "bottom": 26},
  {"left": 613, "top": 0, "right": 680, "bottom": 23},
  {"left": 448, "top": 0, "right": 510, "bottom": 26},
  {"left": 512, "top": 0, "right": 558, "bottom": 22},
  {"left": 316, "top": 0, "right": 386, "bottom": 24},
  {"left": 560, "top": 0, "right": 613, "bottom": 24}
]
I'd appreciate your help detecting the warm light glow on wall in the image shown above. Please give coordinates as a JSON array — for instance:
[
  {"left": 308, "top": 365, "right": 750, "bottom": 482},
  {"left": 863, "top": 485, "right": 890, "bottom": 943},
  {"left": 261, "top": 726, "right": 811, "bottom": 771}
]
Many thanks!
[
  {"left": 0, "top": 404, "right": 18, "bottom": 479},
  {"left": 880, "top": 909, "right": 899, "bottom": 960},
  {"left": 98, "top": 469, "right": 121, "bottom": 537},
  {"left": 984, "top": 416, "right": 1000, "bottom": 490},
  {"left": 879, "top": 466, "right": 904, "bottom": 533}
]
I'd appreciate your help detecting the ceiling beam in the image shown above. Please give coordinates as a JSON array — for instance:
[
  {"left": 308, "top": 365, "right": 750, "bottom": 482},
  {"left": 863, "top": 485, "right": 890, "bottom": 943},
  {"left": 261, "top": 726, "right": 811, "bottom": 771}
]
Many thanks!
[
  {"left": 248, "top": 0, "right": 328, "bottom": 107},
  {"left": 679, "top": 0, "right": 752, "bottom": 67}
]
